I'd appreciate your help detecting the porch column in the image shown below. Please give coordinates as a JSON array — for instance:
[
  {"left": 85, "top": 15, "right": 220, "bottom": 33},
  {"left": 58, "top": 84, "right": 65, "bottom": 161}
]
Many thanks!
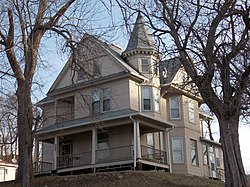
[
  {"left": 53, "top": 136, "right": 59, "bottom": 170},
  {"left": 136, "top": 122, "right": 141, "bottom": 159},
  {"left": 92, "top": 129, "right": 97, "bottom": 164},
  {"left": 164, "top": 129, "right": 172, "bottom": 172},
  {"left": 34, "top": 138, "right": 39, "bottom": 173}
]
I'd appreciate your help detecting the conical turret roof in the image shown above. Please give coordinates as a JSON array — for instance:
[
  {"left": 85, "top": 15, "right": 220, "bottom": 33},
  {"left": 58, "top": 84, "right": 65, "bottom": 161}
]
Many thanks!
[{"left": 123, "top": 13, "right": 156, "bottom": 56}]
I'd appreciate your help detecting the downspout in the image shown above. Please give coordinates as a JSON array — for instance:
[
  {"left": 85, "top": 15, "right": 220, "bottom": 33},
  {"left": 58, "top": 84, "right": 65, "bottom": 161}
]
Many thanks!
[
  {"left": 166, "top": 126, "right": 174, "bottom": 173},
  {"left": 130, "top": 116, "right": 137, "bottom": 170}
]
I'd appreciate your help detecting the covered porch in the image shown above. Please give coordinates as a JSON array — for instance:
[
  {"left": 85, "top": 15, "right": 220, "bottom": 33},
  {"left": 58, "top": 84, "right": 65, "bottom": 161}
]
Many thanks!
[{"left": 34, "top": 110, "right": 173, "bottom": 175}]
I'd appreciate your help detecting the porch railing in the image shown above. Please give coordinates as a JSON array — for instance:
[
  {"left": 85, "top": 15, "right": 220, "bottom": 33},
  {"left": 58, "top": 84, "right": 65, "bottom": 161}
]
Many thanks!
[
  {"left": 96, "top": 145, "right": 133, "bottom": 164},
  {"left": 141, "top": 145, "right": 167, "bottom": 164},
  {"left": 38, "top": 145, "right": 167, "bottom": 172},
  {"left": 34, "top": 161, "right": 53, "bottom": 173},
  {"left": 57, "top": 151, "right": 92, "bottom": 169}
]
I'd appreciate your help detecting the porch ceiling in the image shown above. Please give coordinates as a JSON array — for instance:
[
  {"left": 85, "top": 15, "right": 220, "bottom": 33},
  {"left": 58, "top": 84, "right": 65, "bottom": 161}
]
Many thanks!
[{"left": 36, "top": 108, "right": 174, "bottom": 138}]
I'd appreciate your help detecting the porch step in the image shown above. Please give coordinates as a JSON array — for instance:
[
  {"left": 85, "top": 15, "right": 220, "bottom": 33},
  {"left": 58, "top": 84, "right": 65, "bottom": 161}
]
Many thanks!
[{"left": 96, "top": 164, "right": 133, "bottom": 172}]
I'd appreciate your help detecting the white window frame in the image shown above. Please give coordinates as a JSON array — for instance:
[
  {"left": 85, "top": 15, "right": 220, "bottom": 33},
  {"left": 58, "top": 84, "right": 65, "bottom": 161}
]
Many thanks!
[
  {"left": 188, "top": 100, "right": 195, "bottom": 123},
  {"left": 171, "top": 137, "right": 184, "bottom": 164},
  {"left": 142, "top": 86, "right": 152, "bottom": 110},
  {"left": 169, "top": 97, "right": 181, "bottom": 119},
  {"left": 141, "top": 58, "right": 151, "bottom": 73}
]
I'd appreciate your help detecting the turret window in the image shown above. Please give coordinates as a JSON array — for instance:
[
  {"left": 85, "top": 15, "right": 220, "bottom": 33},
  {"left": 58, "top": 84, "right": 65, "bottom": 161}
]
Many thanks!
[{"left": 141, "top": 58, "right": 151, "bottom": 73}]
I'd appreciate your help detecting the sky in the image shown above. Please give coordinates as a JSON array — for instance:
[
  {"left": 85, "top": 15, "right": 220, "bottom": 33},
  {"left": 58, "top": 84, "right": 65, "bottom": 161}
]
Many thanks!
[{"left": 36, "top": 1, "right": 250, "bottom": 174}]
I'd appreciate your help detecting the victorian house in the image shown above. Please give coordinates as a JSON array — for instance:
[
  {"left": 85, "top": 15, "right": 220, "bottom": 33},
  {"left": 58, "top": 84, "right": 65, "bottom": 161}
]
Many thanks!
[{"left": 34, "top": 13, "right": 224, "bottom": 180}]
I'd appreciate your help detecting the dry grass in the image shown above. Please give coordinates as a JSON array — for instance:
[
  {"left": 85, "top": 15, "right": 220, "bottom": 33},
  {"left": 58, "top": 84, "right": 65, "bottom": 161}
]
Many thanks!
[{"left": 1, "top": 171, "right": 225, "bottom": 187}]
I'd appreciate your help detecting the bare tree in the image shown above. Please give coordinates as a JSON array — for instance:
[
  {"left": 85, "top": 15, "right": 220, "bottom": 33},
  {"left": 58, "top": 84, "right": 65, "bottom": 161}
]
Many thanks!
[
  {"left": 0, "top": 94, "right": 18, "bottom": 162},
  {"left": 0, "top": 0, "right": 107, "bottom": 186},
  {"left": 115, "top": 0, "right": 250, "bottom": 186}
]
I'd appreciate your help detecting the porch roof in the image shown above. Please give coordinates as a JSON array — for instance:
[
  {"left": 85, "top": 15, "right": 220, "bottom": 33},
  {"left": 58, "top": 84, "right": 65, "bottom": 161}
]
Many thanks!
[{"left": 36, "top": 109, "right": 174, "bottom": 135}]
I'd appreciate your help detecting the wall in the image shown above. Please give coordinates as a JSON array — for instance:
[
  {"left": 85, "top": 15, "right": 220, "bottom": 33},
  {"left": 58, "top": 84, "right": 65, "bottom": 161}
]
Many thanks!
[{"left": 0, "top": 164, "right": 17, "bottom": 182}]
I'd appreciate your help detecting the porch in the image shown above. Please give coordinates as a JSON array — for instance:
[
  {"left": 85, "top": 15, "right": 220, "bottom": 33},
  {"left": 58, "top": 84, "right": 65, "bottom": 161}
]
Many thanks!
[
  {"left": 35, "top": 144, "right": 168, "bottom": 174},
  {"left": 34, "top": 109, "right": 173, "bottom": 175}
]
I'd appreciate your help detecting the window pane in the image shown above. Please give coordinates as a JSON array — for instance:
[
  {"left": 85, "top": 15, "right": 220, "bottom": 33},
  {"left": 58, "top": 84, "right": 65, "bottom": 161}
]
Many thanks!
[
  {"left": 103, "top": 99, "right": 110, "bottom": 111},
  {"left": 171, "top": 109, "right": 180, "bottom": 118},
  {"left": 103, "top": 88, "right": 111, "bottom": 99},
  {"left": 141, "top": 59, "right": 150, "bottom": 72},
  {"left": 171, "top": 137, "right": 184, "bottom": 163},
  {"left": 147, "top": 133, "right": 154, "bottom": 146},
  {"left": 170, "top": 97, "right": 180, "bottom": 119},
  {"left": 144, "top": 99, "right": 151, "bottom": 110},
  {"left": 143, "top": 87, "right": 152, "bottom": 110},
  {"left": 92, "top": 90, "right": 100, "bottom": 101},
  {"left": 143, "top": 87, "right": 151, "bottom": 98},
  {"left": 103, "top": 88, "right": 111, "bottom": 111},
  {"left": 191, "top": 139, "right": 198, "bottom": 166},
  {"left": 92, "top": 90, "right": 100, "bottom": 113}
]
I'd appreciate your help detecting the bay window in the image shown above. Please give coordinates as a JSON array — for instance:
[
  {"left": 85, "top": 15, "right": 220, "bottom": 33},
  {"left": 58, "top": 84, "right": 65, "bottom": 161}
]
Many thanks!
[
  {"left": 143, "top": 87, "right": 152, "bottom": 110},
  {"left": 171, "top": 137, "right": 184, "bottom": 163}
]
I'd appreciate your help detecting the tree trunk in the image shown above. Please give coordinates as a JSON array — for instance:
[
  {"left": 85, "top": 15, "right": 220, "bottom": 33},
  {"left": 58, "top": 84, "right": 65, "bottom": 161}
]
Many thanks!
[
  {"left": 16, "top": 80, "right": 34, "bottom": 187},
  {"left": 218, "top": 116, "right": 248, "bottom": 187}
]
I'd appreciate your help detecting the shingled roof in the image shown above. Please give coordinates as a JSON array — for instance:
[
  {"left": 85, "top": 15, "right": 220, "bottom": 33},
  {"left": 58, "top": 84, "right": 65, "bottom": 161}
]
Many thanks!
[{"left": 123, "top": 12, "right": 156, "bottom": 54}]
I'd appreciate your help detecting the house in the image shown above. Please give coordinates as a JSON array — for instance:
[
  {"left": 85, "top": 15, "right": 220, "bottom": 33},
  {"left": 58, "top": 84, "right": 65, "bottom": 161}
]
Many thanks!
[
  {"left": 0, "top": 160, "right": 18, "bottom": 182},
  {"left": 34, "top": 13, "right": 224, "bottom": 180}
]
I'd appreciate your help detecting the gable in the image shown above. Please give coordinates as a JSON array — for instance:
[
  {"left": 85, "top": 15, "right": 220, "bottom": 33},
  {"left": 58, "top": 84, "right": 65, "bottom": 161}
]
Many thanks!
[{"left": 48, "top": 34, "right": 137, "bottom": 94}]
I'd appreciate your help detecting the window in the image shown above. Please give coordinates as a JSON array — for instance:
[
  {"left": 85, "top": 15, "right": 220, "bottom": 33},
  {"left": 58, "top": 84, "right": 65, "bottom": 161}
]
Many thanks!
[
  {"left": 203, "top": 144, "right": 208, "bottom": 165},
  {"left": 93, "top": 62, "right": 101, "bottom": 76},
  {"left": 141, "top": 58, "right": 151, "bottom": 73},
  {"left": 97, "top": 132, "right": 109, "bottom": 160},
  {"left": 147, "top": 133, "right": 154, "bottom": 146},
  {"left": 103, "top": 88, "right": 111, "bottom": 111},
  {"left": 171, "top": 137, "right": 184, "bottom": 163},
  {"left": 169, "top": 97, "right": 180, "bottom": 119},
  {"left": 215, "top": 148, "right": 220, "bottom": 167},
  {"left": 190, "top": 139, "right": 198, "bottom": 166},
  {"left": 153, "top": 88, "right": 160, "bottom": 112},
  {"left": 188, "top": 101, "right": 195, "bottom": 123},
  {"left": 143, "top": 87, "right": 152, "bottom": 110},
  {"left": 92, "top": 88, "right": 111, "bottom": 114},
  {"left": 92, "top": 90, "right": 100, "bottom": 113}
]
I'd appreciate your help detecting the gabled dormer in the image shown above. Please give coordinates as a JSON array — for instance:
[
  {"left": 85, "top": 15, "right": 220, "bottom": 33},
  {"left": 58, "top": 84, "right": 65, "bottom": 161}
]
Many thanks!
[{"left": 122, "top": 13, "right": 159, "bottom": 79}]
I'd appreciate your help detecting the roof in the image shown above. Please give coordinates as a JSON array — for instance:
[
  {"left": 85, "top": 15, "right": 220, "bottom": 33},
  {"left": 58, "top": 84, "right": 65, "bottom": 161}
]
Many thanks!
[
  {"left": 36, "top": 108, "right": 173, "bottom": 134},
  {"left": 0, "top": 160, "right": 18, "bottom": 168},
  {"left": 46, "top": 33, "right": 148, "bottom": 96},
  {"left": 123, "top": 12, "right": 156, "bottom": 54},
  {"left": 159, "top": 57, "right": 182, "bottom": 85}
]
